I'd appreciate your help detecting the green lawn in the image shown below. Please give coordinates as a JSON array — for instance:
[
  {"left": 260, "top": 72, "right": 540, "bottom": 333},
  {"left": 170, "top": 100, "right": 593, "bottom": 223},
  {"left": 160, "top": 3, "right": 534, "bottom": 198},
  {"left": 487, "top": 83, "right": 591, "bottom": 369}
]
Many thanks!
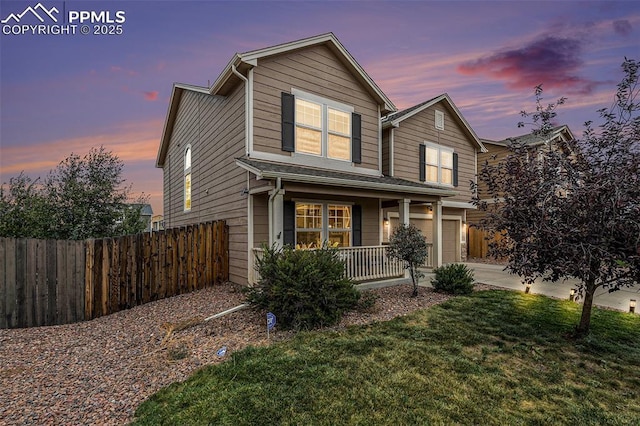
[{"left": 133, "top": 290, "right": 640, "bottom": 425}]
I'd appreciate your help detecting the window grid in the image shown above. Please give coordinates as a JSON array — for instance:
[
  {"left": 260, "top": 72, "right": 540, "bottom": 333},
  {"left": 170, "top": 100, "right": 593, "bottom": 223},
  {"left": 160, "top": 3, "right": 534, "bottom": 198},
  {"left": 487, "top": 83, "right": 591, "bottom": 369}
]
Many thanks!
[
  {"left": 424, "top": 144, "right": 454, "bottom": 185},
  {"left": 295, "top": 203, "right": 352, "bottom": 248},
  {"left": 184, "top": 145, "right": 192, "bottom": 211},
  {"left": 294, "top": 95, "right": 352, "bottom": 161}
]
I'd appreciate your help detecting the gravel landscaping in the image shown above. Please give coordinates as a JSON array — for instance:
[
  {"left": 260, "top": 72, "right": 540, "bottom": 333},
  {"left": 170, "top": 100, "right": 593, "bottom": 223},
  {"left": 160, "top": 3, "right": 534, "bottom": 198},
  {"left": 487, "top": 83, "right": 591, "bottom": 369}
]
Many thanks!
[{"left": 0, "top": 282, "right": 481, "bottom": 425}]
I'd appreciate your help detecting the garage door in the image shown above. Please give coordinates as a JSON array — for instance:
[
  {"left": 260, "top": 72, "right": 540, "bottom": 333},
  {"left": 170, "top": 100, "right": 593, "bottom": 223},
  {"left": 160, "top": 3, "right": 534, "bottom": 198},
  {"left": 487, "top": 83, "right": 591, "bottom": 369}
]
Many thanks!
[
  {"left": 395, "top": 218, "right": 458, "bottom": 264},
  {"left": 442, "top": 220, "right": 458, "bottom": 264}
]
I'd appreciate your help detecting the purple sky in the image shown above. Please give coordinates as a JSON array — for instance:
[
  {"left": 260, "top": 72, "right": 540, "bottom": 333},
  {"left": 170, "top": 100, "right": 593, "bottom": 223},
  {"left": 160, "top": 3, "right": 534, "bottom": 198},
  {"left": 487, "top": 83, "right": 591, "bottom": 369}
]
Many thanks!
[{"left": 1, "top": 1, "right": 639, "bottom": 215}]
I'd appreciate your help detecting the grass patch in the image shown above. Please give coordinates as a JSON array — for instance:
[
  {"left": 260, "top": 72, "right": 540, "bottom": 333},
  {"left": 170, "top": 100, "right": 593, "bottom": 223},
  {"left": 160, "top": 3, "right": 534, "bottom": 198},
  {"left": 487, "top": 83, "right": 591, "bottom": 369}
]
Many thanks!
[{"left": 133, "top": 290, "right": 640, "bottom": 425}]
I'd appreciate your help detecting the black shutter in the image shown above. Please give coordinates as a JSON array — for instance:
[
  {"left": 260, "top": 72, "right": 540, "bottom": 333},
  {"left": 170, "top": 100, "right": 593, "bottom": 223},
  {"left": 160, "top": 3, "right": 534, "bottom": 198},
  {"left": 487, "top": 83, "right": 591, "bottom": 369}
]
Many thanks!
[
  {"left": 283, "top": 200, "right": 295, "bottom": 246},
  {"left": 419, "top": 144, "right": 426, "bottom": 182},
  {"left": 352, "top": 204, "right": 362, "bottom": 246},
  {"left": 453, "top": 152, "right": 459, "bottom": 187},
  {"left": 352, "top": 113, "right": 361, "bottom": 164},
  {"left": 281, "top": 92, "right": 295, "bottom": 152}
]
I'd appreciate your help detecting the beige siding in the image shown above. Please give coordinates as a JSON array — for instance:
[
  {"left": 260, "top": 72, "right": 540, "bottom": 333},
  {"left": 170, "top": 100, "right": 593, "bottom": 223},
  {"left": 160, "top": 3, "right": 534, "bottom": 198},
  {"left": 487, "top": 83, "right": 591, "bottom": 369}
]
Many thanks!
[
  {"left": 162, "top": 86, "right": 248, "bottom": 284},
  {"left": 253, "top": 194, "right": 269, "bottom": 248},
  {"left": 252, "top": 44, "right": 380, "bottom": 171},
  {"left": 392, "top": 103, "right": 478, "bottom": 204},
  {"left": 382, "top": 128, "right": 390, "bottom": 176}
]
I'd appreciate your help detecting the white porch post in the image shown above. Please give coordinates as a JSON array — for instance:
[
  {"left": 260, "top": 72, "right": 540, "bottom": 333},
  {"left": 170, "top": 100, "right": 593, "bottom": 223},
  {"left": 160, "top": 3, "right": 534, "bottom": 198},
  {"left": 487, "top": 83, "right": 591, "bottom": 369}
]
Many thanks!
[
  {"left": 432, "top": 199, "right": 443, "bottom": 267},
  {"left": 269, "top": 189, "right": 284, "bottom": 248},
  {"left": 399, "top": 198, "right": 411, "bottom": 226},
  {"left": 399, "top": 198, "right": 411, "bottom": 278}
]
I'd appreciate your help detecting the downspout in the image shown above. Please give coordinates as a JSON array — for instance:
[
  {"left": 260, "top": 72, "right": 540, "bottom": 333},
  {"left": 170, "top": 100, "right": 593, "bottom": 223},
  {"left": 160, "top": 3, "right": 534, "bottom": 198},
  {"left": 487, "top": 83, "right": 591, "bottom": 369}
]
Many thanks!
[
  {"left": 231, "top": 65, "right": 250, "bottom": 157},
  {"left": 233, "top": 64, "right": 252, "bottom": 283}
]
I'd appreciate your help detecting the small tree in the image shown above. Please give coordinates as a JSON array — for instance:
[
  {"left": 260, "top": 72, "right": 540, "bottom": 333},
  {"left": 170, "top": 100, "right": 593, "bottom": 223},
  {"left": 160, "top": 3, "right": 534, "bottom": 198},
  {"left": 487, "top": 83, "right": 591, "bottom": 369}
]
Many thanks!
[
  {"left": 474, "top": 58, "right": 640, "bottom": 335},
  {"left": 386, "top": 223, "right": 428, "bottom": 297},
  {"left": 0, "top": 146, "right": 147, "bottom": 239},
  {"left": 0, "top": 173, "right": 54, "bottom": 238}
]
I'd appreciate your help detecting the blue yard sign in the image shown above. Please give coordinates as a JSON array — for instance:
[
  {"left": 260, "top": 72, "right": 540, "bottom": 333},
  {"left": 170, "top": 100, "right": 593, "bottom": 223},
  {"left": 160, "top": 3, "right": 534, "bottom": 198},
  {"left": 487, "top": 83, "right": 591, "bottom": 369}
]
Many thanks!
[
  {"left": 267, "top": 312, "right": 276, "bottom": 330},
  {"left": 216, "top": 346, "right": 227, "bottom": 357}
]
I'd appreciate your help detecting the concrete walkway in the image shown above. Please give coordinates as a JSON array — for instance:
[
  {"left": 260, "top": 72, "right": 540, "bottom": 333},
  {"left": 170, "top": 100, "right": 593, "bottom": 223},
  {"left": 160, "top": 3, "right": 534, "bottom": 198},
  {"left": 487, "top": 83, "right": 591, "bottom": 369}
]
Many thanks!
[{"left": 417, "top": 262, "right": 639, "bottom": 313}]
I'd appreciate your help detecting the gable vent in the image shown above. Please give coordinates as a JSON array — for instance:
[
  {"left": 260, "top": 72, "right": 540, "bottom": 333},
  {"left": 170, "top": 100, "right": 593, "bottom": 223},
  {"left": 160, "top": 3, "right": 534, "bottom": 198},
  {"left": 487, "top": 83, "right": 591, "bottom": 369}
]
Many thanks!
[{"left": 435, "top": 110, "right": 444, "bottom": 131}]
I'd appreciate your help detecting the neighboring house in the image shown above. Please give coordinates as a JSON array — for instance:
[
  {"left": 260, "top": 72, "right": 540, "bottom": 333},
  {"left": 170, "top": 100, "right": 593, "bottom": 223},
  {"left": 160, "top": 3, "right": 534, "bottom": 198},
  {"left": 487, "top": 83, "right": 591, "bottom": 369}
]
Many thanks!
[
  {"left": 151, "top": 214, "right": 165, "bottom": 231},
  {"left": 156, "top": 33, "right": 486, "bottom": 285},
  {"left": 117, "top": 203, "right": 153, "bottom": 232},
  {"left": 139, "top": 204, "right": 154, "bottom": 232},
  {"left": 467, "top": 125, "right": 574, "bottom": 258}
]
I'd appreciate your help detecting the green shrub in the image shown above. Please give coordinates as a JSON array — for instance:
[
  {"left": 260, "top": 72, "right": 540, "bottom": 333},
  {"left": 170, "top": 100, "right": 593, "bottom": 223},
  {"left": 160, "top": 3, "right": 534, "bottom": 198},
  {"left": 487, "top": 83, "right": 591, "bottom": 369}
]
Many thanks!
[
  {"left": 431, "top": 263, "right": 475, "bottom": 295},
  {"left": 244, "top": 245, "right": 360, "bottom": 330}
]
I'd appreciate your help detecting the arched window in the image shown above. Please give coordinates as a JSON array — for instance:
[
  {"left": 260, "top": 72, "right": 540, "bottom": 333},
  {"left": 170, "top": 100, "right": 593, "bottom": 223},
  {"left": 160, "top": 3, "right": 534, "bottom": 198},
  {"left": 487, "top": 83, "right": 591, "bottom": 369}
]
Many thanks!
[{"left": 184, "top": 145, "right": 192, "bottom": 211}]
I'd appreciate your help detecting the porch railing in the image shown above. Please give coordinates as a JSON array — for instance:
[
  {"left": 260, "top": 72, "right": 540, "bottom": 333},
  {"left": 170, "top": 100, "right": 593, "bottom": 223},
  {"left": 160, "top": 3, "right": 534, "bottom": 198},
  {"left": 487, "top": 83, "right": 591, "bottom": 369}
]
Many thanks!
[
  {"left": 251, "top": 244, "right": 432, "bottom": 284},
  {"left": 339, "top": 246, "right": 404, "bottom": 282}
]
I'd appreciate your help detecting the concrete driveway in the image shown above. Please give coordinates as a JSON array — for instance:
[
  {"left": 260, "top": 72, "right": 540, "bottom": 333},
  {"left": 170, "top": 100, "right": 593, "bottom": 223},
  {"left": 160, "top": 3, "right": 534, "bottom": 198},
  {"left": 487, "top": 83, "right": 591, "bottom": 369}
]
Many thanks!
[{"left": 419, "top": 262, "right": 640, "bottom": 313}]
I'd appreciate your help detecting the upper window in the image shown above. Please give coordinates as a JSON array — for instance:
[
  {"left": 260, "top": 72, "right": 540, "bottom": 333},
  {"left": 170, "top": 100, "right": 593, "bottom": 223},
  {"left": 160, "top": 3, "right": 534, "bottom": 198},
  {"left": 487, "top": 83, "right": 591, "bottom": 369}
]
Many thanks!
[
  {"left": 423, "top": 144, "right": 454, "bottom": 185},
  {"left": 293, "top": 91, "right": 353, "bottom": 161},
  {"left": 184, "top": 145, "right": 192, "bottom": 211}
]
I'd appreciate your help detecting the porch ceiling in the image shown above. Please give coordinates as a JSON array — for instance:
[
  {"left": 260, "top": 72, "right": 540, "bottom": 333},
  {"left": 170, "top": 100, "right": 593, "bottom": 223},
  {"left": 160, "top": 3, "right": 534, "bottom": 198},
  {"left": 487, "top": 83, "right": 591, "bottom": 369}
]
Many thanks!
[{"left": 235, "top": 157, "right": 457, "bottom": 198}]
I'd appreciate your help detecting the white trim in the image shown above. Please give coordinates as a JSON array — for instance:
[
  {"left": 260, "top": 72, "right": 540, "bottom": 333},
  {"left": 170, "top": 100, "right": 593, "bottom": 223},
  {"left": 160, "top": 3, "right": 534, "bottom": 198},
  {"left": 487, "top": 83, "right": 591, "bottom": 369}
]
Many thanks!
[
  {"left": 389, "top": 127, "right": 395, "bottom": 176},
  {"left": 237, "top": 33, "right": 395, "bottom": 113},
  {"left": 378, "top": 104, "right": 382, "bottom": 176},
  {"left": 291, "top": 197, "right": 354, "bottom": 206},
  {"left": 441, "top": 200, "right": 476, "bottom": 209},
  {"left": 231, "top": 65, "right": 250, "bottom": 157},
  {"left": 248, "top": 68, "right": 254, "bottom": 156},
  {"left": 292, "top": 88, "right": 353, "bottom": 162},
  {"left": 423, "top": 142, "right": 455, "bottom": 187},
  {"left": 387, "top": 211, "right": 462, "bottom": 221},
  {"left": 292, "top": 88, "right": 354, "bottom": 113},
  {"left": 184, "top": 144, "right": 192, "bottom": 212},
  {"left": 235, "top": 160, "right": 459, "bottom": 197},
  {"left": 247, "top": 150, "right": 381, "bottom": 177},
  {"left": 385, "top": 94, "right": 487, "bottom": 153},
  {"left": 292, "top": 201, "right": 354, "bottom": 247},
  {"left": 263, "top": 171, "right": 457, "bottom": 196},
  {"left": 247, "top": 174, "right": 254, "bottom": 284},
  {"left": 175, "top": 82, "right": 209, "bottom": 94}
]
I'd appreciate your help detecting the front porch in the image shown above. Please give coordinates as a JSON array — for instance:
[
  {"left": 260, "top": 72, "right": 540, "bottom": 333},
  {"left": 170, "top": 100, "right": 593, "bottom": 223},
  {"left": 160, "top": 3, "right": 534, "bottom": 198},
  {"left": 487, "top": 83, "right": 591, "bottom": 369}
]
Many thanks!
[{"left": 250, "top": 244, "right": 434, "bottom": 284}]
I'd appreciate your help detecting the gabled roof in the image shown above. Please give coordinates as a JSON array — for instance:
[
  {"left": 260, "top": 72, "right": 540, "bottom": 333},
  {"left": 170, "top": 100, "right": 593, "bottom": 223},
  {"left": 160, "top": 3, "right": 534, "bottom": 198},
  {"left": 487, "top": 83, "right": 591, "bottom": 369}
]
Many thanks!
[
  {"left": 481, "top": 125, "right": 574, "bottom": 148},
  {"left": 235, "top": 157, "right": 457, "bottom": 197},
  {"left": 156, "top": 83, "right": 214, "bottom": 167},
  {"left": 382, "top": 94, "right": 487, "bottom": 153},
  {"left": 157, "top": 33, "right": 397, "bottom": 168},
  {"left": 211, "top": 32, "right": 396, "bottom": 114}
]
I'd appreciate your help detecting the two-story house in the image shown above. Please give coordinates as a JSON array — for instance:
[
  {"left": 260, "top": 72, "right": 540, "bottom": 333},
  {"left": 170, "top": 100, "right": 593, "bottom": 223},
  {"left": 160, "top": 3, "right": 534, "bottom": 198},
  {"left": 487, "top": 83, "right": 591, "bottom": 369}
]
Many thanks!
[
  {"left": 467, "top": 125, "right": 574, "bottom": 258},
  {"left": 156, "top": 33, "right": 486, "bottom": 285}
]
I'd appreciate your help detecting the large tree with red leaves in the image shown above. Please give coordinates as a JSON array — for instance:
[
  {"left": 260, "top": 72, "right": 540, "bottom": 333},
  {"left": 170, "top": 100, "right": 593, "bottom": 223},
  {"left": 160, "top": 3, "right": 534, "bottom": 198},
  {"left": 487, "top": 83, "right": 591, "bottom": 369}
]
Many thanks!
[{"left": 473, "top": 58, "right": 640, "bottom": 335}]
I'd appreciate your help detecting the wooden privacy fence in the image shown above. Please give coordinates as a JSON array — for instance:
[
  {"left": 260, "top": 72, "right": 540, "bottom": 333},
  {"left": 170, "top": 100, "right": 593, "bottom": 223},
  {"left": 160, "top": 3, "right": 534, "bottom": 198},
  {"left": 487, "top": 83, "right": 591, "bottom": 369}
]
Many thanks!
[
  {"left": 467, "top": 227, "right": 503, "bottom": 259},
  {"left": 0, "top": 221, "right": 229, "bottom": 329}
]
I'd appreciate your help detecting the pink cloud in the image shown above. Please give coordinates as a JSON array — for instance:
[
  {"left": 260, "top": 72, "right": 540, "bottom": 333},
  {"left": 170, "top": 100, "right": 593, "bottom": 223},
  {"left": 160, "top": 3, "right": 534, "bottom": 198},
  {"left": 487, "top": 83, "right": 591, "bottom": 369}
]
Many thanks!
[
  {"left": 110, "top": 65, "right": 138, "bottom": 76},
  {"left": 457, "top": 36, "right": 599, "bottom": 95},
  {"left": 143, "top": 91, "right": 159, "bottom": 101},
  {"left": 0, "top": 119, "right": 165, "bottom": 212}
]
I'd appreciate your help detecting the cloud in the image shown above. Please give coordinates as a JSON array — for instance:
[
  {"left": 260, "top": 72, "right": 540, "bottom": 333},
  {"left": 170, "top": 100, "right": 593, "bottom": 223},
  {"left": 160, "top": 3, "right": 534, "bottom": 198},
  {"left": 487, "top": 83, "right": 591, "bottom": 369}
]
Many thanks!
[
  {"left": 143, "top": 91, "right": 159, "bottom": 101},
  {"left": 110, "top": 65, "right": 138, "bottom": 76},
  {"left": 0, "top": 118, "right": 165, "bottom": 212},
  {"left": 457, "top": 35, "right": 599, "bottom": 95},
  {"left": 0, "top": 119, "right": 163, "bottom": 177},
  {"left": 613, "top": 19, "right": 632, "bottom": 37}
]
